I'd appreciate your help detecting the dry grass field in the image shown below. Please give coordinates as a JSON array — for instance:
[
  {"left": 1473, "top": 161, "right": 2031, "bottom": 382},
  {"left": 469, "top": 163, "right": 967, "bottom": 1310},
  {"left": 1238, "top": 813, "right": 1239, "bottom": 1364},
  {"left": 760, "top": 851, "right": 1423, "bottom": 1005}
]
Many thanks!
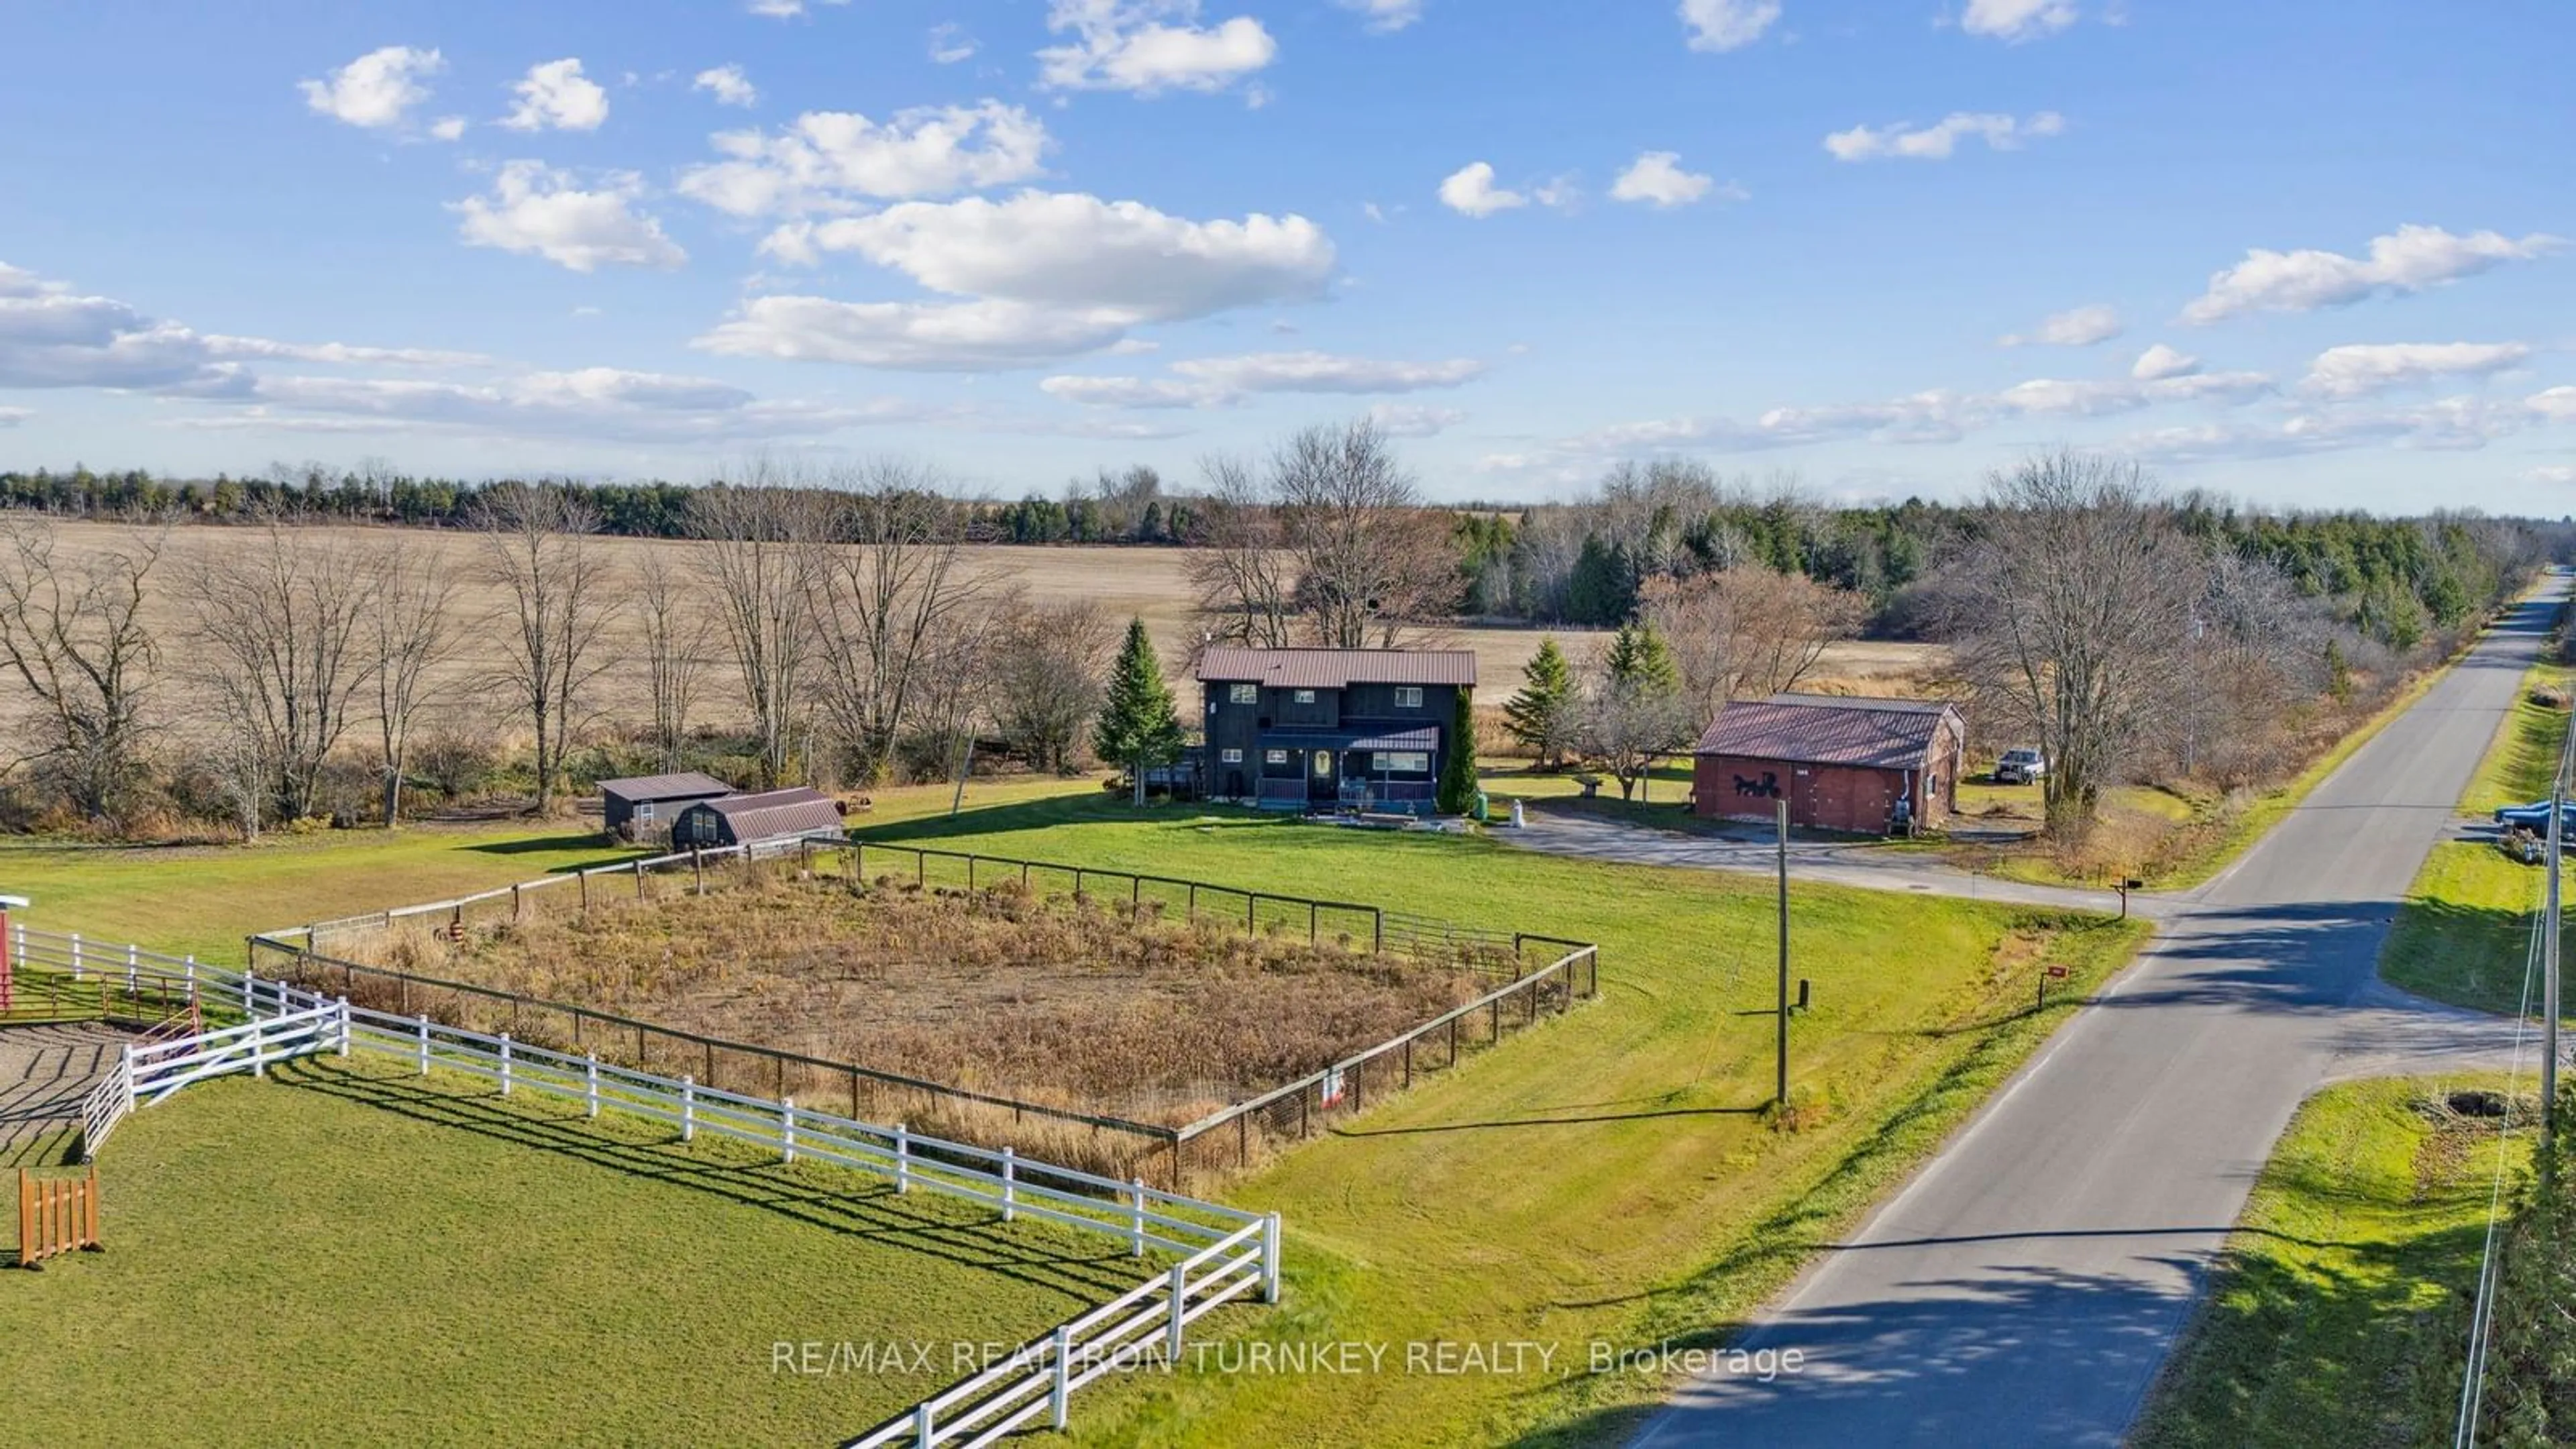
[
  {"left": 329, "top": 866, "right": 1488, "bottom": 1130},
  {"left": 30, "top": 519, "right": 1942, "bottom": 749}
]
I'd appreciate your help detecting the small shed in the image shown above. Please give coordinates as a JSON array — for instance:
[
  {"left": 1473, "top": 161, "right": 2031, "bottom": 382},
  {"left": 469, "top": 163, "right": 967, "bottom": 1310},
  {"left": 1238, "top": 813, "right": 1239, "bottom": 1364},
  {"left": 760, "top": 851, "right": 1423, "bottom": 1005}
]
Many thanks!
[
  {"left": 1691, "top": 694, "right": 1966, "bottom": 834},
  {"left": 598, "top": 771, "right": 734, "bottom": 839},
  {"left": 669, "top": 788, "right": 847, "bottom": 850}
]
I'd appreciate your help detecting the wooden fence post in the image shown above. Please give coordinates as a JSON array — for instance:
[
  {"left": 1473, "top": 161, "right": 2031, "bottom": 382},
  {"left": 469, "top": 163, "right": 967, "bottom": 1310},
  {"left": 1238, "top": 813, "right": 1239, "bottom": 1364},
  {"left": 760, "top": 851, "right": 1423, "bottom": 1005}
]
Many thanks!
[
  {"left": 895, "top": 1123, "right": 911, "bottom": 1193},
  {"left": 498, "top": 1033, "right": 513, "bottom": 1096},
  {"left": 586, "top": 1054, "right": 600, "bottom": 1118},
  {"left": 1001, "top": 1146, "right": 1016, "bottom": 1223},
  {"left": 1167, "top": 1263, "right": 1187, "bottom": 1361},
  {"left": 1129, "top": 1178, "right": 1147, "bottom": 1256},
  {"left": 680, "top": 1076, "right": 696, "bottom": 1142},
  {"left": 781, "top": 1098, "right": 797, "bottom": 1165}
]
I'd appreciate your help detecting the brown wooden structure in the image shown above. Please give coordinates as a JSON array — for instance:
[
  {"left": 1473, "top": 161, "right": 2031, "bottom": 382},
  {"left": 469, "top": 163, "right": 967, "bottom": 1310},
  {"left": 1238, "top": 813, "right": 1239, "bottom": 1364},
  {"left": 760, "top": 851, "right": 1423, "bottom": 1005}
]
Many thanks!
[{"left": 17, "top": 1166, "right": 102, "bottom": 1268}]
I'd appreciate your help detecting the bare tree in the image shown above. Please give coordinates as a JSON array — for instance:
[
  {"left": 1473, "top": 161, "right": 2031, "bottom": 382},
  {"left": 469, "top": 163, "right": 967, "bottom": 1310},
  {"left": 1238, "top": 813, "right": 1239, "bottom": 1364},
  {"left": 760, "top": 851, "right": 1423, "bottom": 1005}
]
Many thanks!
[
  {"left": 806, "top": 463, "right": 989, "bottom": 784},
  {"left": 475, "top": 483, "right": 617, "bottom": 812},
  {"left": 1640, "top": 568, "right": 1868, "bottom": 720},
  {"left": 1185, "top": 455, "right": 1296, "bottom": 653},
  {"left": 633, "top": 551, "right": 710, "bottom": 774},
  {"left": 1272, "top": 418, "right": 1457, "bottom": 647},
  {"left": 1942, "top": 450, "right": 2208, "bottom": 836},
  {"left": 0, "top": 519, "right": 162, "bottom": 819},
  {"left": 366, "top": 539, "right": 461, "bottom": 826},
  {"left": 989, "top": 597, "right": 1117, "bottom": 772},
  {"left": 690, "top": 469, "right": 827, "bottom": 787}
]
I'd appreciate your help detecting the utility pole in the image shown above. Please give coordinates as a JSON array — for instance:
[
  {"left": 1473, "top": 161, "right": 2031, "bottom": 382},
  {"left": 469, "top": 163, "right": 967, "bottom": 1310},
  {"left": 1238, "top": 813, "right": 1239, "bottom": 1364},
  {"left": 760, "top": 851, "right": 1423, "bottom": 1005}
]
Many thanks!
[
  {"left": 1776, "top": 798, "right": 1791, "bottom": 1109},
  {"left": 2548, "top": 729, "right": 2568, "bottom": 1140}
]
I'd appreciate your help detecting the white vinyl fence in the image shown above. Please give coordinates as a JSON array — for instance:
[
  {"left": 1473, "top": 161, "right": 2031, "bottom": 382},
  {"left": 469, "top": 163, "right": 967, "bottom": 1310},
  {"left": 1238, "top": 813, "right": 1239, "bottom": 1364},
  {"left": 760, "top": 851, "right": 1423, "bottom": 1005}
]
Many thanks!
[
  {"left": 76, "top": 994, "right": 347, "bottom": 1160},
  {"left": 16, "top": 924, "right": 1284, "bottom": 1448}
]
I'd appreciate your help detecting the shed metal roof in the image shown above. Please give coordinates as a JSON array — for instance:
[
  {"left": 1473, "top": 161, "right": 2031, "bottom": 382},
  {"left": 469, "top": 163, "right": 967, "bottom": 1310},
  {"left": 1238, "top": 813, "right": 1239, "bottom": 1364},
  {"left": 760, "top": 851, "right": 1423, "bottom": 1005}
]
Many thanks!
[
  {"left": 1195, "top": 647, "right": 1478, "bottom": 689},
  {"left": 596, "top": 771, "right": 733, "bottom": 802},
  {"left": 1693, "top": 694, "right": 1962, "bottom": 771},
  {"left": 688, "top": 787, "right": 846, "bottom": 842}
]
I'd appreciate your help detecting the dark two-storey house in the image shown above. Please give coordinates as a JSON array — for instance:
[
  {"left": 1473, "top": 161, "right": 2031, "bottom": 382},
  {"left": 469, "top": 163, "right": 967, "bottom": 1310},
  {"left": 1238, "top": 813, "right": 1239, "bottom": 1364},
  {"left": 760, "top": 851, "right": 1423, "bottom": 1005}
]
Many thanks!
[{"left": 1193, "top": 647, "right": 1477, "bottom": 816}]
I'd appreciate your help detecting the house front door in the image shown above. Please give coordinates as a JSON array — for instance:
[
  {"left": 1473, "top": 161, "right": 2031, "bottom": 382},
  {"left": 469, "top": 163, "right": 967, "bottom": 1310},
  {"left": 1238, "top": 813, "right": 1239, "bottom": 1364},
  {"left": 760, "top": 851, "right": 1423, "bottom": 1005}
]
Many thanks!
[{"left": 1309, "top": 749, "right": 1337, "bottom": 802}]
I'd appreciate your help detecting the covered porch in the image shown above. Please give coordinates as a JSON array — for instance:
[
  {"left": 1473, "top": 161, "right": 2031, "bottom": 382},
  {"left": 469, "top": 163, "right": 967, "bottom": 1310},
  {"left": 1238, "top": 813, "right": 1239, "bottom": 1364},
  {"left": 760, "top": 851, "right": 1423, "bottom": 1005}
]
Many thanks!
[{"left": 1252, "top": 727, "right": 1442, "bottom": 816}]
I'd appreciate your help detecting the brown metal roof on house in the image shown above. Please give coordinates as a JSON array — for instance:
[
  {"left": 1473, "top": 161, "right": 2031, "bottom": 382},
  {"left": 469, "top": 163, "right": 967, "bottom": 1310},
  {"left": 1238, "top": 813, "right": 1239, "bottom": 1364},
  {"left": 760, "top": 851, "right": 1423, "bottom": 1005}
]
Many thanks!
[
  {"left": 596, "top": 771, "right": 733, "bottom": 802},
  {"left": 694, "top": 787, "right": 846, "bottom": 842},
  {"left": 1195, "top": 647, "right": 1478, "bottom": 689},
  {"left": 1693, "top": 694, "right": 1963, "bottom": 771}
]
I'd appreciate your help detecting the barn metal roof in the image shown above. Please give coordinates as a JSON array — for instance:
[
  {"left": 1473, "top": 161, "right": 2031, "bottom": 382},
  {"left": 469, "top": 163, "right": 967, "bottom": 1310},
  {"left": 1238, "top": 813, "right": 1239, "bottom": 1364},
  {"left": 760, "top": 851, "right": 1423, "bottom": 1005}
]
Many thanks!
[
  {"left": 596, "top": 771, "right": 734, "bottom": 802},
  {"left": 1693, "top": 694, "right": 1962, "bottom": 771},
  {"left": 1196, "top": 647, "right": 1478, "bottom": 689},
  {"left": 689, "top": 787, "right": 846, "bottom": 842}
]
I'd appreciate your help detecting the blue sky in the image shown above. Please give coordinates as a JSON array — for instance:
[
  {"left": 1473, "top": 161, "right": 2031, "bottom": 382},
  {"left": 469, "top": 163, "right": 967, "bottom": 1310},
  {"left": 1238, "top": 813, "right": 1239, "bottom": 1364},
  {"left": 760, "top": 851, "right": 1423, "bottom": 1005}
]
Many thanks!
[{"left": 3, "top": 0, "right": 2570, "bottom": 509}]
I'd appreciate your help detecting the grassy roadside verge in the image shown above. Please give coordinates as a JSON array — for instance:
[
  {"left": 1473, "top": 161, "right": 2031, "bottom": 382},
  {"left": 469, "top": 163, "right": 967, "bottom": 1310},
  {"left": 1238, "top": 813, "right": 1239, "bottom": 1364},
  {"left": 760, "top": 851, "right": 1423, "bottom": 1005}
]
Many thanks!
[
  {"left": 2381, "top": 646, "right": 2573, "bottom": 1018},
  {"left": 2130, "top": 1076, "right": 2533, "bottom": 1448},
  {"left": 846, "top": 793, "right": 2150, "bottom": 1445}
]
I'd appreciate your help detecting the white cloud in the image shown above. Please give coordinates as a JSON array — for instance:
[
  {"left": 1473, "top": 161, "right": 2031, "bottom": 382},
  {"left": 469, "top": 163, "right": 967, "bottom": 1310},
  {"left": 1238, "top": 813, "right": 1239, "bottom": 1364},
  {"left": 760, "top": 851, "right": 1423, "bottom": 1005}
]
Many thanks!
[
  {"left": 679, "top": 103, "right": 1051, "bottom": 217},
  {"left": 1337, "top": 0, "right": 1426, "bottom": 32},
  {"left": 1678, "top": 0, "right": 1780, "bottom": 52},
  {"left": 0, "top": 408, "right": 30, "bottom": 428},
  {"left": 1045, "top": 350, "right": 1485, "bottom": 407},
  {"left": 428, "top": 116, "right": 468, "bottom": 142},
  {"left": 697, "top": 297, "right": 1133, "bottom": 371},
  {"left": 1368, "top": 403, "right": 1466, "bottom": 437},
  {"left": 2532, "top": 386, "right": 2576, "bottom": 422},
  {"left": 928, "top": 23, "right": 979, "bottom": 63},
  {"left": 452, "top": 162, "right": 686, "bottom": 273},
  {"left": 1611, "top": 152, "right": 1721, "bottom": 208},
  {"left": 692, "top": 65, "right": 758, "bottom": 108},
  {"left": 1826, "top": 111, "right": 2065, "bottom": 162},
  {"left": 1999, "top": 303, "right": 2121, "bottom": 347},
  {"left": 0, "top": 264, "right": 64, "bottom": 298},
  {"left": 1439, "top": 162, "right": 1526, "bottom": 218},
  {"left": 770, "top": 191, "right": 1334, "bottom": 320},
  {"left": 2302, "top": 341, "right": 2533, "bottom": 398},
  {"left": 1038, "top": 0, "right": 1277, "bottom": 97},
  {"left": 1961, "top": 0, "right": 2078, "bottom": 42},
  {"left": 201, "top": 335, "right": 495, "bottom": 368},
  {"left": 197, "top": 367, "right": 900, "bottom": 444},
  {"left": 503, "top": 58, "right": 610, "bottom": 133},
  {"left": 2524, "top": 465, "right": 2576, "bottom": 485},
  {"left": 747, "top": 0, "right": 850, "bottom": 16},
  {"left": 2182, "top": 224, "right": 2564, "bottom": 324},
  {"left": 1176, "top": 351, "right": 1482, "bottom": 394},
  {"left": 2131, "top": 343, "right": 2200, "bottom": 380},
  {"left": 299, "top": 46, "right": 445, "bottom": 131},
  {"left": 0, "top": 289, "right": 223, "bottom": 390}
]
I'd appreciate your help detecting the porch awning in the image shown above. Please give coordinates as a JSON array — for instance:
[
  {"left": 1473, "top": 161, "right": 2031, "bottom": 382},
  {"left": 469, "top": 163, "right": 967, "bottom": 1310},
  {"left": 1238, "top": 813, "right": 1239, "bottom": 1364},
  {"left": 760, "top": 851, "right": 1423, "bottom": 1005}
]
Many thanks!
[{"left": 1262, "top": 725, "right": 1440, "bottom": 753}]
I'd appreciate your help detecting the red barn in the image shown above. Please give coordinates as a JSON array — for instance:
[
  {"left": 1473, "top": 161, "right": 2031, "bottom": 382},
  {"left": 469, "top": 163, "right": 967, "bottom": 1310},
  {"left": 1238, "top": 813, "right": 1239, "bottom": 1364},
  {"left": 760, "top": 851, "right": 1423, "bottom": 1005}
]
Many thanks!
[{"left": 1690, "top": 694, "right": 1966, "bottom": 835}]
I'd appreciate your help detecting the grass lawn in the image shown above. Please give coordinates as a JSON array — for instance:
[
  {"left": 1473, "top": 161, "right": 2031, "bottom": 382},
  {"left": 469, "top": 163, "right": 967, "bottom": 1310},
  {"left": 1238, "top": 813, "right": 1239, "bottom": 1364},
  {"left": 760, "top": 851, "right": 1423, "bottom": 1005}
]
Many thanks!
[
  {"left": 2131, "top": 1076, "right": 2531, "bottom": 1448},
  {"left": 0, "top": 776, "right": 1092, "bottom": 966},
  {"left": 0, "top": 1051, "right": 1150, "bottom": 1446},
  {"left": 2381, "top": 651, "right": 2571, "bottom": 1018},
  {"left": 851, "top": 790, "right": 2149, "bottom": 1446}
]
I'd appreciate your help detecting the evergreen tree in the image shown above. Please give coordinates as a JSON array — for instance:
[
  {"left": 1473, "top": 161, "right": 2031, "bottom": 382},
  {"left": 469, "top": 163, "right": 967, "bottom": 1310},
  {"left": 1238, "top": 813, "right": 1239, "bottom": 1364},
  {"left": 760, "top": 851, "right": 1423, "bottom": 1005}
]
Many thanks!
[
  {"left": 1503, "top": 636, "right": 1578, "bottom": 769},
  {"left": 1605, "top": 621, "right": 1681, "bottom": 695},
  {"left": 1437, "top": 690, "right": 1481, "bottom": 816},
  {"left": 1095, "top": 618, "right": 1185, "bottom": 805}
]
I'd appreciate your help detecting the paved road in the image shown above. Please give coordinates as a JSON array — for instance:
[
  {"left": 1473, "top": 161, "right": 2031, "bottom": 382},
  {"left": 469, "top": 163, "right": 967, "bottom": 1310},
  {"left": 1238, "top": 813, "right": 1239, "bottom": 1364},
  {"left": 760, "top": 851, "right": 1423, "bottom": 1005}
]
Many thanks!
[{"left": 1633, "top": 583, "right": 2564, "bottom": 1449}]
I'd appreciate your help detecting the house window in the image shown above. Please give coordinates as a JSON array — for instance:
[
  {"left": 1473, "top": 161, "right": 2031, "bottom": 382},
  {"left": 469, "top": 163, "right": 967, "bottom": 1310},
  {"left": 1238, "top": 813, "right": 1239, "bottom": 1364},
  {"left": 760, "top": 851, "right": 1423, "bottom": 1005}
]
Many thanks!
[
  {"left": 1395, "top": 686, "right": 1424, "bottom": 709},
  {"left": 1264, "top": 749, "right": 1289, "bottom": 765},
  {"left": 636, "top": 802, "right": 655, "bottom": 820},
  {"left": 1221, "top": 748, "right": 1244, "bottom": 763},
  {"left": 1228, "top": 683, "right": 1257, "bottom": 704},
  {"left": 1373, "top": 751, "right": 1430, "bottom": 773},
  {"left": 1293, "top": 688, "right": 1317, "bottom": 704}
]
